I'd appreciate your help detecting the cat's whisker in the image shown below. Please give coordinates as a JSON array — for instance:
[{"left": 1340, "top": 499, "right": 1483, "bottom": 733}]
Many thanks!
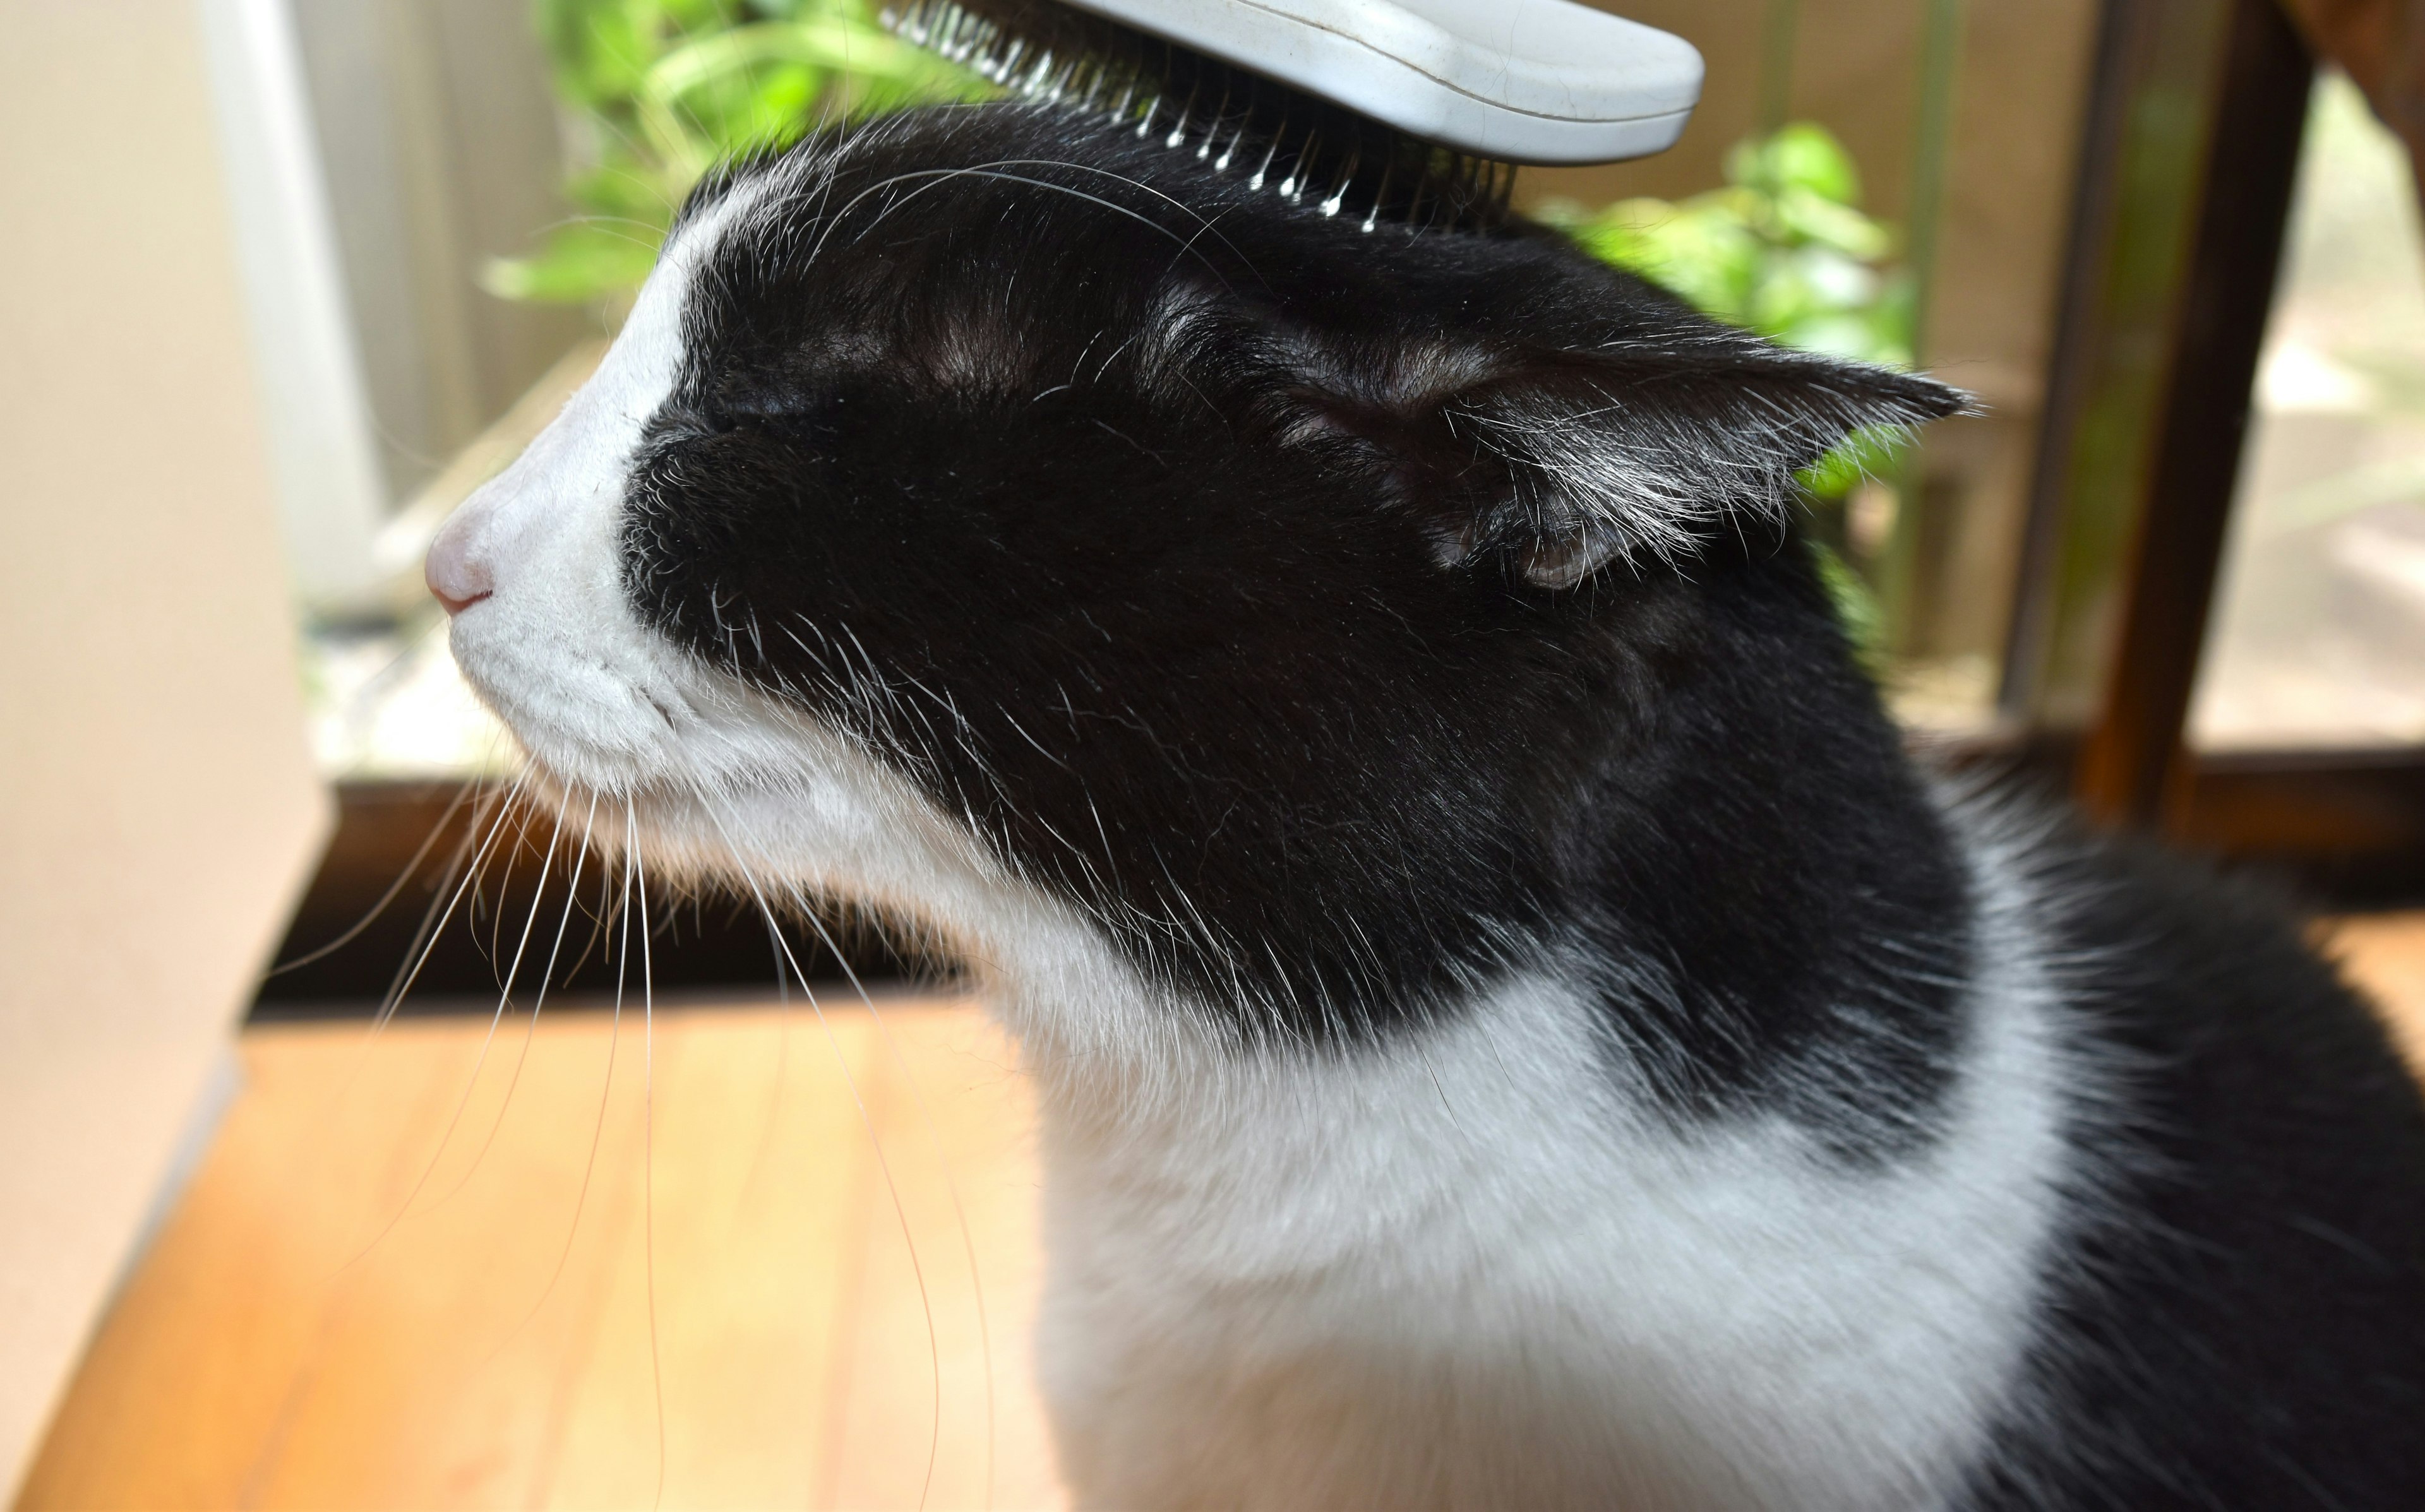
[
  {"left": 782, "top": 877, "right": 997, "bottom": 1511},
  {"left": 690, "top": 793, "right": 943, "bottom": 1511},
  {"left": 485, "top": 823, "right": 630, "bottom": 1365},
  {"left": 737, "top": 911, "right": 798, "bottom": 1209},
  {"left": 804, "top": 160, "right": 1250, "bottom": 294},
  {"left": 266, "top": 774, "right": 478, "bottom": 979},
  {"left": 475, "top": 790, "right": 549, "bottom": 984},
  {"left": 439, "top": 787, "right": 602, "bottom": 1207},
  {"left": 342, "top": 784, "right": 568, "bottom": 1269},
  {"left": 355, "top": 770, "right": 528, "bottom": 1074},
  {"left": 546, "top": 823, "right": 621, "bottom": 987},
  {"left": 631, "top": 806, "right": 666, "bottom": 1512}
]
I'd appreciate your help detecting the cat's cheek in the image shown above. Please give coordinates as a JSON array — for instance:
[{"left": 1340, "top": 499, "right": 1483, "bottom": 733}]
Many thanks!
[
  {"left": 446, "top": 599, "right": 688, "bottom": 791},
  {"left": 439, "top": 439, "right": 700, "bottom": 792}
]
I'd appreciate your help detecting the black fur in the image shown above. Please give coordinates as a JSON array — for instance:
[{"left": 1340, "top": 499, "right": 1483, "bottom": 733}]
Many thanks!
[
  {"left": 628, "top": 106, "right": 1968, "bottom": 1128},
  {"left": 1965, "top": 836, "right": 2425, "bottom": 1509},
  {"left": 617, "top": 103, "right": 2425, "bottom": 1503}
]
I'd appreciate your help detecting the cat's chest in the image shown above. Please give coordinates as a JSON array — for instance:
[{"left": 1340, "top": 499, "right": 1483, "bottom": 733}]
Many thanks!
[{"left": 1019, "top": 960, "right": 2070, "bottom": 1511}]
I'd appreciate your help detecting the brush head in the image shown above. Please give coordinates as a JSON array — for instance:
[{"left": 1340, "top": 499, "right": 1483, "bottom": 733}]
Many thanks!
[{"left": 880, "top": 0, "right": 1699, "bottom": 231}]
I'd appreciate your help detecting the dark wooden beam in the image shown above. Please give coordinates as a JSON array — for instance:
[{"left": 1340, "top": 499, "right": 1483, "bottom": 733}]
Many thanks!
[{"left": 2074, "top": 0, "right": 2314, "bottom": 825}]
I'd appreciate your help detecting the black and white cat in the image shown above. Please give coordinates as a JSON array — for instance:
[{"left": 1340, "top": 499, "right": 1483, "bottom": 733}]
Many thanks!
[{"left": 426, "top": 104, "right": 2425, "bottom": 1508}]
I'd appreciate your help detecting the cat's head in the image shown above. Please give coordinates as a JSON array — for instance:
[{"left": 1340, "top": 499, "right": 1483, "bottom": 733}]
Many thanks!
[{"left": 429, "top": 104, "right": 1962, "bottom": 1047}]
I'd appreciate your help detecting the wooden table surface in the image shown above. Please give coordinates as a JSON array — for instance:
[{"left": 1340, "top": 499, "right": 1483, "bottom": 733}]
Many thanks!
[{"left": 19, "top": 917, "right": 2425, "bottom": 1511}]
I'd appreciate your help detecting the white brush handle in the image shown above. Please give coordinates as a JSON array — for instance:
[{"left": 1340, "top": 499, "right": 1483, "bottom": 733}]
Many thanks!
[{"left": 1057, "top": 0, "right": 1701, "bottom": 164}]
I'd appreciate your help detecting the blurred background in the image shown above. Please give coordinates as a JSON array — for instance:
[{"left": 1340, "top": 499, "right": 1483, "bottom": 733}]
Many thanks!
[
  {"left": 6, "top": 0, "right": 2425, "bottom": 1506},
  {"left": 180, "top": 0, "right": 2425, "bottom": 1020},
  {"left": 260, "top": 0, "right": 2425, "bottom": 948}
]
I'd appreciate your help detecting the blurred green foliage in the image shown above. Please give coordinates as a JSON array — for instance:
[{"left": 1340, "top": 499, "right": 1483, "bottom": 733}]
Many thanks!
[
  {"left": 1541, "top": 122, "right": 1917, "bottom": 502},
  {"left": 1555, "top": 127, "right": 1910, "bottom": 362},
  {"left": 487, "top": 0, "right": 986, "bottom": 307}
]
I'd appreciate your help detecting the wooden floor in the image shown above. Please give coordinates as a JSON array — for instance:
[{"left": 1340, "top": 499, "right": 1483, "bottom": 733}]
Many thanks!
[
  {"left": 18, "top": 917, "right": 2425, "bottom": 1511},
  {"left": 19, "top": 994, "right": 1060, "bottom": 1511},
  {"left": 2331, "top": 912, "right": 2425, "bottom": 1071}
]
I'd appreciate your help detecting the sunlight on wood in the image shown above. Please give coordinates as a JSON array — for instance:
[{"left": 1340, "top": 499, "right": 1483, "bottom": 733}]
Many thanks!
[
  {"left": 2326, "top": 914, "right": 2425, "bottom": 1075},
  {"left": 17, "top": 996, "right": 1063, "bottom": 1511}
]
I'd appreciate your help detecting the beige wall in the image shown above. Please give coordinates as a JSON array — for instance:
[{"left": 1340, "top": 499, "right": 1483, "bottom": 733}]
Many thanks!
[{"left": 0, "top": 0, "right": 330, "bottom": 1495}]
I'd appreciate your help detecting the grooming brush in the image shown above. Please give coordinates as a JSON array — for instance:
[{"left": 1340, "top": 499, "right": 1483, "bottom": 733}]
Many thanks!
[{"left": 878, "top": 0, "right": 1702, "bottom": 231}]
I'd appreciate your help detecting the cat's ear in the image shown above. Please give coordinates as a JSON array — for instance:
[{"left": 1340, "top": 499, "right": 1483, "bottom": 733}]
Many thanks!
[{"left": 1286, "top": 328, "right": 1968, "bottom": 589}]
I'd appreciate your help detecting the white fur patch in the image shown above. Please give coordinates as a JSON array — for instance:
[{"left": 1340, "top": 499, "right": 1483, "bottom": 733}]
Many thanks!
[{"left": 1031, "top": 816, "right": 2073, "bottom": 1511}]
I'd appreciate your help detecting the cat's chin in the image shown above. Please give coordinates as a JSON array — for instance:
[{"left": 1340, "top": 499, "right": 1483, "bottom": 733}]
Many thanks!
[{"left": 492, "top": 699, "right": 1015, "bottom": 931}]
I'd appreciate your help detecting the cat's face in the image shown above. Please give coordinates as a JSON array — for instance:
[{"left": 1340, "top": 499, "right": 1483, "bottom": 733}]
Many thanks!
[{"left": 431, "top": 105, "right": 1958, "bottom": 1040}]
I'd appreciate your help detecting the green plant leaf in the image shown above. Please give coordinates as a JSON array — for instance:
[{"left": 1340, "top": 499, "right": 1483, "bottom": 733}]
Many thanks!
[
  {"left": 499, "top": 0, "right": 985, "bottom": 309},
  {"left": 1771, "top": 185, "right": 1891, "bottom": 259},
  {"left": 1732, "top": 121, "right": 1863, "bottom": 206},
  {"left": 1812, "top": 538, "right": 1888, "bottom": 666},
  {"left": 1796, "top": 424, "right": 1910, "bottom": 500},
  {"left": 482, "top": 220, "right": 666, "bottom": 304}
]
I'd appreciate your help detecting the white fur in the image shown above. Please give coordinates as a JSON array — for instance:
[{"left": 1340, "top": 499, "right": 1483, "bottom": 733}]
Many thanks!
[
  {"left": 1030, "top": 827, "right": 2072, "bottom": 1512},
  {"left": 436, "top": 199, "right": 2078, "bottom": 1511}
]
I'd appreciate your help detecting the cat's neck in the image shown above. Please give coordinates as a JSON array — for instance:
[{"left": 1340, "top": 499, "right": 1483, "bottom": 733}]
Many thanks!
[
  {"left": 977, "top": 683, "right": 1977, "bottom": 1155},
  {"left": 1015, "top": 823, "right": 2071, "bottom": 1512}
]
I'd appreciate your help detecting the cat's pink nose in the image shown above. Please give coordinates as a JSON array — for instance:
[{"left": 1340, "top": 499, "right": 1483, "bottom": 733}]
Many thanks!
[{"left": 426, "top": 516, "right": 493, "bottom": 615}]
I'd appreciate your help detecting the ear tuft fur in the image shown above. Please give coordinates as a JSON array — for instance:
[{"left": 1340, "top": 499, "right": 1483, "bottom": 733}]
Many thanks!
[
  {"left": 1447, "top": 340, "right": 1970, "bottom": 586},
  {"left": 1242, "top": 271, "right": 1972, "bottom": 590}
]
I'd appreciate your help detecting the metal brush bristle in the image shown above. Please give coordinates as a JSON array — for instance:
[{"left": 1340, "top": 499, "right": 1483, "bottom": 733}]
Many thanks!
[{"left": 878, "top": 0, "right": 1517, "bottom": 232}]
